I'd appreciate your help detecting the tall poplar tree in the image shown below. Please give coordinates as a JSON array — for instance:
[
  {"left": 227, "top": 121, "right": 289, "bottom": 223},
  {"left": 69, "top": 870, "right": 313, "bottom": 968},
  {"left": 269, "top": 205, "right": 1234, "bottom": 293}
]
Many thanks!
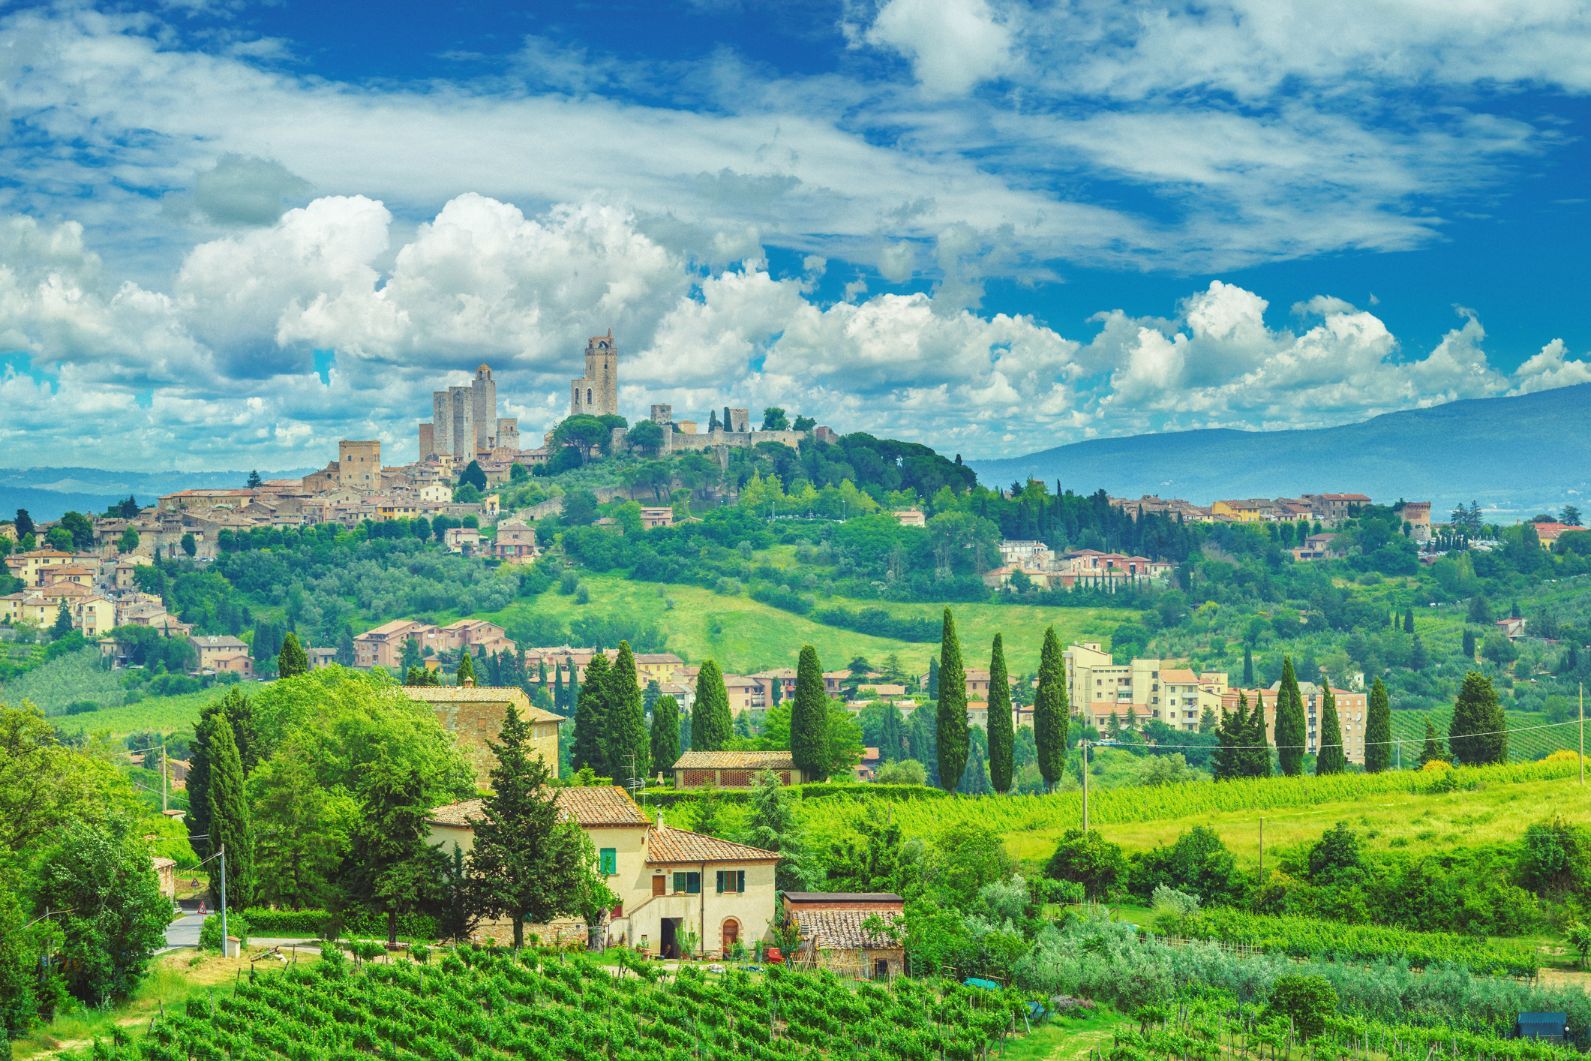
[
  {"left": 1273, "top": 657, "right": 1307, "bottom": 776},
  {"left": 1363, "top": 677, "right": 1391, "bottom": 773},
  {"left": 1450, "top": 670, "right": 1507, "bottom": 765},
  {"left": 1033, "top": 625, "right": 1068, "bottom": 791},
  {"left": 986, "top": 634, "right": 1014, "bottom": 793},
  {"left": 206, "top": 714, "right": 255, "bottom": 908},
  {"left": 1242, "top": 644, "right": 1255, "bottom": 686},
  {"left": 934, "top": 610, "right": 970, "bottom": 793},
  {"left": 571, "top": 653, "right": 611, "bottom": 774},
  {"left": 456, "top": 651, "right": 476, "bottom": 686},
  {"left": 276, "top": 631, "right": 309, "bottom": 679},
  {"left": 791, "top": 645, "right": 829, "bottom": 781},
  {"left": 1315, "top": 685, "right": 1346, "bottom": 774},
  {"left": 650, "top": 695, "right": 681, "bottom": 778},
  {"left": 605, "top": 642, "right": 649, "bottom": 789},
  {"left": 691, "top": 660, "right": 733, "bottom": 751}
]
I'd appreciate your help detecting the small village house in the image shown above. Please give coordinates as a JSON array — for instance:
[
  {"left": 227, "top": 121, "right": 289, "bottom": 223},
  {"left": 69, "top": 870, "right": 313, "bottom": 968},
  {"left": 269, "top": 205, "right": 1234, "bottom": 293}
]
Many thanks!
[{"left": 672, "top": 750, "right": 804, "bottom": 789}]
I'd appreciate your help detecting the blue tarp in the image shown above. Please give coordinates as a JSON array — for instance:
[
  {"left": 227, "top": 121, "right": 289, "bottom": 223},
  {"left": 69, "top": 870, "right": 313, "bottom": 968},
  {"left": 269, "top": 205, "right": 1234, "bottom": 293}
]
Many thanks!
[{"left": 962, "top": 977, "right": 1000, "bottom": 992}]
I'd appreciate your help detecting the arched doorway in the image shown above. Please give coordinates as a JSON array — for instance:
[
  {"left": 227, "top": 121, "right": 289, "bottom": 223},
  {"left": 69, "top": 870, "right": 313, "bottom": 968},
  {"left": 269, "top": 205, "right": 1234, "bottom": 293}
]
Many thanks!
[{"left": 721, "top": 918, "right": 740, "bottom": 956}]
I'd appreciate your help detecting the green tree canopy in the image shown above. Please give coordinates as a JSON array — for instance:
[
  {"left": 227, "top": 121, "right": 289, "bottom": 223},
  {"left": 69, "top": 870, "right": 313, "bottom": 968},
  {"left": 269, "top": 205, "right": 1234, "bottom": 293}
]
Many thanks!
[
  {"left": 277, "top": 631, "right": 309, "bottom": 679},
  {"left": 1274, "top": 657, "right": 1307, "bottom": 776},
  {"left": 986, "top": 634, "right": 1013, "bottom": 794},
  {"left": 1033, "top": 626, "right": 1068, "bottom": 791},
  {"left": 1450, "top": 670, "right": 1507, "bottom": 765},
  {"left": 690, "top": 660, "right": 733, "bottom": 752},
  {"left": 1363, "top": 677, "right": 1391, "bottom": 773},
  {"left": 791, "top": 645, "right": 829, "bottom": 781}
]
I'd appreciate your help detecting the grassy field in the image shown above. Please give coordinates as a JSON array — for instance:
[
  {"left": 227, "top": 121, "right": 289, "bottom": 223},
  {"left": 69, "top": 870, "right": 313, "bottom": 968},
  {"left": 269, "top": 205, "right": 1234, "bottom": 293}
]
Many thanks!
[
  {"left": 482, "top": 572, "right": 1136, "bottom": 674},
  {"left": 1005, "top": 770, "right": 1589, "bottom": 865},
  {"left": 47, "top": 689, "right": 221, "bottom": 739}
]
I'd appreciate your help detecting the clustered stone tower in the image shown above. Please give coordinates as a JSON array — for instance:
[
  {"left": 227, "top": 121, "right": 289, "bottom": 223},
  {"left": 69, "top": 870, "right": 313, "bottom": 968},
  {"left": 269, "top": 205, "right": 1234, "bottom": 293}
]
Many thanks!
[
  {"left": 420, "top": 364, "right": 517, "bottom": 461},
  {"left": 570, "top": 331, "right": 619, "bottom": 418}
]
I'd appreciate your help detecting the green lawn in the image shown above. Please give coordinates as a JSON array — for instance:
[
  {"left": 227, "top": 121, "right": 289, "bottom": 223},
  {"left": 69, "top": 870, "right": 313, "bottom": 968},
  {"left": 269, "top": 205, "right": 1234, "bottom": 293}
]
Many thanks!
[
  {"left": 1003, "top": 1007, "right": 1125, "bottom": 1061},
  {"left": 482, "top": 572, "right": 1135, "bottom": 675}
]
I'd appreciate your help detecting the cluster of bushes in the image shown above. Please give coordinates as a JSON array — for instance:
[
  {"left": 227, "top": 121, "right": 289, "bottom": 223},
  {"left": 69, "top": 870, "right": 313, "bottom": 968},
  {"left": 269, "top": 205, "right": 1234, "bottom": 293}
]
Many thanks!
[{"left": 1046, "top": 817, "right": 1591, "bottom": 939}]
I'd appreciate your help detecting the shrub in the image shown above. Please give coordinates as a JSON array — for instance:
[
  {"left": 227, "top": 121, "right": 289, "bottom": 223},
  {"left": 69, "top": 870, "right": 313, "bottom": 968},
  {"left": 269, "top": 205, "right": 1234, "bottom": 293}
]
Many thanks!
[
  {"left": 1151, "top": 885, "right": 1200, "bottom": 915},
  {"left": 1267, "top": 974, "right": 1338, "bottom": 1040},
  {"left": 198, "top": 912, "right": 250, "bottom": 952},
  {"left": 1046, "top": 829, "right": 1126, "bottom": 901}
]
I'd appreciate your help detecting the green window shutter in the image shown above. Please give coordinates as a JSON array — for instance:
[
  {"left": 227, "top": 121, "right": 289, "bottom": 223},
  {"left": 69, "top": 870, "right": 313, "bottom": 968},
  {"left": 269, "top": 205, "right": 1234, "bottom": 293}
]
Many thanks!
[
  {"left": 715, "top": 871, "right": 724, "bottom": 893},
  {"left": 600, "top": 848, "right": 617, "bottom": 876},
  {"left": 673, "top": 871, "right": 686, "bottom": 893}
]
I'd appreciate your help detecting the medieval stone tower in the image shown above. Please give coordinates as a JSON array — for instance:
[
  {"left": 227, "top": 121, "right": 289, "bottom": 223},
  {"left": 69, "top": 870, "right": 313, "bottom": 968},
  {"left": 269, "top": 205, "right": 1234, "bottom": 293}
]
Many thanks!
[{"left": 570, "top": 331, "right": 619, "bottom": 418}]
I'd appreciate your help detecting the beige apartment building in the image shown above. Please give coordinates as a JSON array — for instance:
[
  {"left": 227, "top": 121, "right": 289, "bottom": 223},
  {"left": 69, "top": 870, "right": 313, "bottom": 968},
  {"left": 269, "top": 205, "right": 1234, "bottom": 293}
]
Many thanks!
[
  {"left": 1064, "top": 642, "right": 1229, "bottom": 732},
  {"left": 429, "top": 786, "right": 779, "bottom": 958}
]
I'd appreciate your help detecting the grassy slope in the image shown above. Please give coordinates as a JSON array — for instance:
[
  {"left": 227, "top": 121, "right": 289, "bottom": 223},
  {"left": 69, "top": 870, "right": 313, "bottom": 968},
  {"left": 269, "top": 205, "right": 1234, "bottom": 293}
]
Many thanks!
[
  {"left": 48, "top": 689, "right": 221, "bottom": 739},
  {"left": 482, "top": 572, "right": 1135, "bottom": 674},
  {"left": 1000, "top": 772, "right": 1588, "bottom": 865},
  {"left": 13, "top": 950, "right": 247, "bottom": 1059}
]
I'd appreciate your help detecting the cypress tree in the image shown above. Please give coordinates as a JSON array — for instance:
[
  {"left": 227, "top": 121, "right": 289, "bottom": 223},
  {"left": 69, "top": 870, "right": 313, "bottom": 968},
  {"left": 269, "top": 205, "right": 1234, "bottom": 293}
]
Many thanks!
[
  {"left": 1450, "top": 670, "right": 1507, "bottom": 765},
  {"left": 1462, "top": 627, "right": 1476, "bottom": 659},
  {"left": 1242, "top": 644, "right": 1255, "bottom": 687},
  {"left": 605, "top": 642, "right": 649, "bottom": 790},
  {"left": 1363, "top": 677, "right": 1391, "bottom": 773},
  {"left": 1315, "top": 685, "right": 1346, "bottom": 774},
  {"left": 206, "top": 714, "right": 255, "bottom": 908},
  {"left": 1245, "top": 692, "right": 1271, "bottom": 777},
  {"left": 1033, "top": 625, "right": 1068, "bottom": 791},
  {"left": 571, "top": 653, "right": 611, "bottom": 774},
  {"left": 1418, "top": 717, "right": 1446, "bottom": 766},
  {"left": 277, "top": 631, "right": 309, "bottom": 679},
  {"left": 1274, "top": 657, "right": 1307, "bottom": 776},
  {"left": 791, "top": 645, "right": 829, "bottom": 781},
  {"left": 691, "top": 660, "right": 733, "bottom": 751},
  {"left": 651, "top": 695, "right": 680, "bottom": 778},
  {"left": 927, "top": 656, "right": 940, "bottom": 698},
  {"left": 456, "top": 651, "right": 476, "bottom": 686},
  {"left": 986, "top": 634, "right": 1013, "bottom": 793},
  {"left": 878, "top": 705, "right": 908, "bottom": 763},
  {"left": 1212, "top": 698, "right": 1243, "bottom": 781},
  {"left": 1403, "top": 607, "right": 1415, "bottom": 633},
  {"left": 935, "top": 610, "right": 970, "bottom": 793}
]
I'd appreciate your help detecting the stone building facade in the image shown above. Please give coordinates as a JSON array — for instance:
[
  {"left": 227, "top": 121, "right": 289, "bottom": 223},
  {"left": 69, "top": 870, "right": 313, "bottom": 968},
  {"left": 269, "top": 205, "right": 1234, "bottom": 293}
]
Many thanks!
[
  {"left": 421, "top": 364, "right": 517, "bottom": 461},
  {"left": 570, "top": 332, "right": 619, "bottom": 417}
]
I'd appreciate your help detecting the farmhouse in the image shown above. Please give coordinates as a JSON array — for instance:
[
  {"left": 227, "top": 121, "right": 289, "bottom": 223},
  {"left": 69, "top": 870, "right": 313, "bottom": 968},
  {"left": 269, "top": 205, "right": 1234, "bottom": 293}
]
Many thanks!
[
  {"left": 783, "top": 891, "right": 906, "bottom": 979},
  {"left": 428, "top": 787, "right": 779, "bottom": 958},
  {"left": 672, "top": 750, "right": 804, "bottom": 789}
]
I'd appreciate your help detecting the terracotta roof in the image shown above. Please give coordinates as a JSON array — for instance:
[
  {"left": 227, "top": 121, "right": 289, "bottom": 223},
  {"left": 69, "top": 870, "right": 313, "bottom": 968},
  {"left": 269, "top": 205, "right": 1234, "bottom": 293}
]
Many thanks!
[
  {"left": 429, "top": 786, "right": 649, "bottom": 829},
  {"left": 1159, "top": 668, "right": 1199, "bottom": 684},
  {"left": 672, "top": 750, "right": 796, "bottom": 770},
  {"left": 400, "top": 685, "right": 562, "bottom": 723},
  {"left": 796, "top": 909, "right": 902, "bottom": 949},
  {"left": 784, "top": 892, "right": 903, "bottom": 904},
  {"left": 644, "top": 825, "right": 780, "bottom": 864}
]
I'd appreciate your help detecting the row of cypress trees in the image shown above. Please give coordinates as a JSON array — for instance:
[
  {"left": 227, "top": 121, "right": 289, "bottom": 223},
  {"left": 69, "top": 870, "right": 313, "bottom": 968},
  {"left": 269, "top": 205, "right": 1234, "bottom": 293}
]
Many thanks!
[{"left": 933, "top": 609, "right": 1071, "bottom": 793}]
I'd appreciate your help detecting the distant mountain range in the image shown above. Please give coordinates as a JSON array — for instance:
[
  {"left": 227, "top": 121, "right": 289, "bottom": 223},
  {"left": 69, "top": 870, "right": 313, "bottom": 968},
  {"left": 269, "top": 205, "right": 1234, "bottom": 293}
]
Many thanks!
[
  {"left": 0, "top": 467, "right": 312, "bottom": 522},
  {"left": 968, "top": 384, "right": 1591, "bottom": 519}
]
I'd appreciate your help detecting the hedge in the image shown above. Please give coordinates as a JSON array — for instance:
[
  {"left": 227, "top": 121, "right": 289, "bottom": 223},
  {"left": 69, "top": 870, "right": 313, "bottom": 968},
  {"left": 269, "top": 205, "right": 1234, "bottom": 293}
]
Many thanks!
[
  {"left": 243, "top": 908, "right": 439, "bottom": 941},
  {"left": 641, "top": 782, "right": 948, "bottom": 806}
]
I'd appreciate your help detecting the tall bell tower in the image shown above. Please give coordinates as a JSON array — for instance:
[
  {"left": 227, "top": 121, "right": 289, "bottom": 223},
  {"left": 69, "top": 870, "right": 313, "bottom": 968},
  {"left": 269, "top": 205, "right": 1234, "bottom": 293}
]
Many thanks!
[{"left": 570, "top": 330, "right": 619, "bottom": 417}]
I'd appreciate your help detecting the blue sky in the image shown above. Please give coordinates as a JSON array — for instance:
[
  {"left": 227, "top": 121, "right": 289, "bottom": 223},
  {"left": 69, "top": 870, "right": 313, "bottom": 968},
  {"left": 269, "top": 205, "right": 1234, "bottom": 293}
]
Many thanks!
[{"left": 1, "top": 0, "right": 1589, "bottom": 470}]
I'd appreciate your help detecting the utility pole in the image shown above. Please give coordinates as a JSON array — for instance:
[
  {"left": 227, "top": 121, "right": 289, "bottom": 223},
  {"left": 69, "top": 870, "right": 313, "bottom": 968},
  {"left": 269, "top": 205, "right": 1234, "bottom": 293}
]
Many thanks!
[
  {"left": 1580, "top": 683, "right": 1585, "bottom": 786},
  {"left": 160, "top": 740, "right": 168, "bottom": 814},
  {"left": 1081, "top": 739, "right": 1090, "bottom": 832},
  {"left": 218, "top": 844, "right": 229, "bottom": 958}
]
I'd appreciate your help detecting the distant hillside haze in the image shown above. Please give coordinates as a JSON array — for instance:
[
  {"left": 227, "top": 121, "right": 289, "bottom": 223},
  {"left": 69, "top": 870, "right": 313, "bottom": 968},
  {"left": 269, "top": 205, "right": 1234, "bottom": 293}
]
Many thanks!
[
  {"left": 0, "top": 467, "right": 311, "bottom": 522},
  {"left": 968, "top": 383, "right": 1591, "bottom": 519}
]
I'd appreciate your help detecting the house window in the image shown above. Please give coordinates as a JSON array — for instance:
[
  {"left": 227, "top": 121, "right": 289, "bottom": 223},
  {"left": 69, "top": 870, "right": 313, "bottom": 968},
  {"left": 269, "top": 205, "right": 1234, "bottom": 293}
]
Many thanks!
[
  {"left": 673, "top": 871, "right": 701, "bottom": 894},
  {"left": 599, "top": 848, "right": 617, "bottom": 876},
  {"left": 715, "top": 870, "right": 745, "bottom": 894}
]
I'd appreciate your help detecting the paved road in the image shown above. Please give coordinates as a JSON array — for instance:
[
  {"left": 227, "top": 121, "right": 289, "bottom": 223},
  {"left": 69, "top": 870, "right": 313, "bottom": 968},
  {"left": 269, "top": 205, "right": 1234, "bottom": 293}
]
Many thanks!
[{"left": 164, "top": 912, "right": 205, "bottom": 951}]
